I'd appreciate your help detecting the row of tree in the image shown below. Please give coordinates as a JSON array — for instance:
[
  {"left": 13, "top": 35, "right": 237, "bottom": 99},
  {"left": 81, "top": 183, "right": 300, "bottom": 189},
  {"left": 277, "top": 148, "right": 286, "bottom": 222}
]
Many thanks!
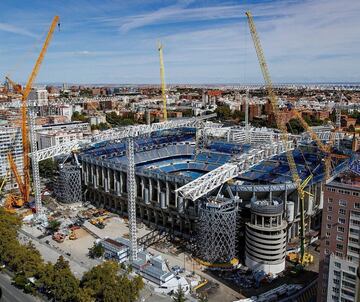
[{"left": 0, "top": 208, "right": 144, "bottom": 302}]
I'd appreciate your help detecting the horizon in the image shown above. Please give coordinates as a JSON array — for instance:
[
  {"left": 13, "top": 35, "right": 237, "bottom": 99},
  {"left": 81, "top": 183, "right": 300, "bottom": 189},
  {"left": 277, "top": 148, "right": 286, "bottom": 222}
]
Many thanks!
[{"left": 1, "top": 0, "right": 360, "bottom": 84}]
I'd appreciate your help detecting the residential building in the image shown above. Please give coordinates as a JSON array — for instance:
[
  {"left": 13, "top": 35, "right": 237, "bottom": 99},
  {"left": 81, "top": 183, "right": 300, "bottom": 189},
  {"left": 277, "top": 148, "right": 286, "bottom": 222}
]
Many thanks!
[
  {"left": 318, "top": 165, "right": 360, "bottom": 302},
  {"left": 37, "top": 130, "right": 83, "bottom": 150},
  {"left": 0, "top": 126, "right": 23, "bottom": 190}
]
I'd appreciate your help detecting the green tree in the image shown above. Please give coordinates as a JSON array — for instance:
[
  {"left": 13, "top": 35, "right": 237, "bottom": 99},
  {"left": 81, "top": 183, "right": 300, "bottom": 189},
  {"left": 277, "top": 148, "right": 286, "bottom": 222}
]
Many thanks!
[
  {"left": 287, "top": 118, "right": 305, "bottom": 134},
  {"left": 76, "top": 287, "right": 95, "bottom": 302},
  {"left": 38, "top": 257, "right": 79, "bottom": 302},
  {"left": 80, "top": 261, "right": 143, "bottom": 302},
  {"left": 38, "top": 158, "right": 57, "bottom": 178},
  {"left": 173, "top": 285, "right": 187, "bottom": 302},
  {"left": 215, "top": 105, "right": 231, "bottom": 120},
  {"left": 47, "top": 220, "right": 61, "bottom": 233},
  {"left": 72, "top": 111, "right": 88, "bottom": 122},
  {"left": 88, "top": 242, "right": 104, "bottom": 259}
]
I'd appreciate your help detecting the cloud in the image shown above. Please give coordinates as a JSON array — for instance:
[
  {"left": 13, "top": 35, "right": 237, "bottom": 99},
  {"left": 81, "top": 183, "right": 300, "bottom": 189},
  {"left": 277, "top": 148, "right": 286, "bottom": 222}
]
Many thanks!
[
  {"left": 0, "top": 22, "right": 38, "bottom": 38},
  {"left": 114, "top": 1, "right": 295, "bottom": 33}
]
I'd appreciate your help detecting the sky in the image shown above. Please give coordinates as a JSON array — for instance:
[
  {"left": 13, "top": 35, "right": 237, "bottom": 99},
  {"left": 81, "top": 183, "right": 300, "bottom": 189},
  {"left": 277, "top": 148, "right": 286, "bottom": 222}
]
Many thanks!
[{"left": 0, "top": 0, "right": 359, "bottom": 84}]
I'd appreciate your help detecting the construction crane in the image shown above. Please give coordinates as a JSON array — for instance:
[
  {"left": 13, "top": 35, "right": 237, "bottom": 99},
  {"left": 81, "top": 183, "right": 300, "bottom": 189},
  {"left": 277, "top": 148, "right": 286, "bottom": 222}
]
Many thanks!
[
  {"left": 158, "top": 41, "right": 168, "bottom": 121},
  {"left": 7, "top": 16, "right": 60, "bottom": 206},
  {"left": 246, "top": 11, "right": 312, "bottom": 265}
]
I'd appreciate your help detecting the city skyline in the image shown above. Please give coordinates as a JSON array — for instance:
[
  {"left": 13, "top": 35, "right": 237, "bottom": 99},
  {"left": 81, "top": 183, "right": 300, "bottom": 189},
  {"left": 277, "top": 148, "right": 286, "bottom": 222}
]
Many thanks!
[{"left": 1, "top": 0, "right": 360, "bottom": 84}]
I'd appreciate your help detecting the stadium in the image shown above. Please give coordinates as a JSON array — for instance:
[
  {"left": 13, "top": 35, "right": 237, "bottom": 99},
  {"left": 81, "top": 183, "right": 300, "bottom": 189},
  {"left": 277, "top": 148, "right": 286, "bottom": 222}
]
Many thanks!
[{"left": 78, "top": 125, "right": 348, "bottom": 270}]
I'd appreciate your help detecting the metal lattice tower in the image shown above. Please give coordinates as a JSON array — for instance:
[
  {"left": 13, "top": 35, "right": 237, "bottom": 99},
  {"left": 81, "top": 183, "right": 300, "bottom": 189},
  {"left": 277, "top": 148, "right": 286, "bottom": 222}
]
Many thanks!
[
  {"left": 197, "top": 200, "right": 238, "bottom": 263},
  {"left": 126, "top": 137, "right": 138, "bottom": 261},
  {"left": 56, "top": 165, "right": 82, "bottom": 203},
  {"left": 335, "top": 93, "right": 343, "bottom": 149},
  {"left": 195, "top": 121, "right": 206, "bottom": 159},
  {"left": 29, "top": 108, "right": 44, "bottom": 219}
]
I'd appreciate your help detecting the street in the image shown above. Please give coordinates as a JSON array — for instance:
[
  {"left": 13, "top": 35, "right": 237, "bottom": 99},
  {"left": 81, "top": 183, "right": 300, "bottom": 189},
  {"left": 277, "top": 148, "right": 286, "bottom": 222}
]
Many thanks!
[{"left": 0, "top": 273, "right": 43, "bottom": 302}]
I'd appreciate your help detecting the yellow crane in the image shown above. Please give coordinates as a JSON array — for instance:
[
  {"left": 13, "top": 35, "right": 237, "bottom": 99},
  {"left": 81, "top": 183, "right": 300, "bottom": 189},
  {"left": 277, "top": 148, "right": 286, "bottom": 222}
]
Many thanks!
[
  {"left": 7, "top": 16, "right": 60, "bottom": 205},
  {"left": 157, "top": 41, "right": 168, "bottom": 121},
  {"left": 246, "top": 11, "right": 313, "bottom": 265}
]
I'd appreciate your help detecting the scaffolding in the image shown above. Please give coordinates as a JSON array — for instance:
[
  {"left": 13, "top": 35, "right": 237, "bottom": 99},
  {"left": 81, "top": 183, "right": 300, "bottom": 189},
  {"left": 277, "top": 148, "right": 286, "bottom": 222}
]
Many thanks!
[{"left": 56, "top": 165, "right": 82, "bottom": 203}]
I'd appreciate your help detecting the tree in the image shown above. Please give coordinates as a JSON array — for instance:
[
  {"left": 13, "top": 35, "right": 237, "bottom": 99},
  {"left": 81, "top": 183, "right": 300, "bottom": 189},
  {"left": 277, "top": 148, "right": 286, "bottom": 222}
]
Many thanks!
[
  {"left": 72, "top": 111, "right": 88, "bottom": 122},
  {"left": 47, "top": 220, "right": 61, "bottom": 233},
  {"left": 287, "top": 118, "right": 305, "bottom": 134},
  {"left": 215, "top": 105, "right": 231, "bottom": 120},
  {"left": 80, "top": 261, "right": 144, "bottom": 302},
  {"left": 39, "top": 158, "right": 57, "bottom": 178},
  {"left": 76, "top": 287, "right": 95, "bottom": 302},
  {"left": 88, "top": 242, "right": 104, "bottom": 259},
  {"left": 173, "top": 285, "right": 187, "bottom": 302},
  {"left": 38, "top": 257, "right": 79, "bottom": 302}
]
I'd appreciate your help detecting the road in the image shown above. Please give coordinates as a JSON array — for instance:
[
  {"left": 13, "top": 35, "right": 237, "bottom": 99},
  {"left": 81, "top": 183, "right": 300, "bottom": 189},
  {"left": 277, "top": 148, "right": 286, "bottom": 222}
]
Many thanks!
[{"left": 0, "top": 273, "right": 43, "bottom": 302}]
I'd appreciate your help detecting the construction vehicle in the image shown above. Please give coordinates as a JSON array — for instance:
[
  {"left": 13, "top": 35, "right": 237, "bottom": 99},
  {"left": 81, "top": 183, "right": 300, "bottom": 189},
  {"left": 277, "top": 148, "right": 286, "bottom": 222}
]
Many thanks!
[
  {"left": 52, "top": 232, "right": 65, "bottom": 243},
  {"left": 246, "top": 12, "right": 316, "bottom": 266},
  {"left": 6, "top": 16, "right": 60, "bottom": 209},
  {"left": 69, "top": 230, "right": 77, "bottom": 240}
]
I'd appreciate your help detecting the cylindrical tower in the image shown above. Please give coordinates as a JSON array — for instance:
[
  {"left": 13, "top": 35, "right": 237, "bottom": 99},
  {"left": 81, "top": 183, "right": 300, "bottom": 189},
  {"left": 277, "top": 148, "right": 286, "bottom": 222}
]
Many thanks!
[
  {"left": 245, "top": 199, "right": 287, "bottom": 274},
  {"left": 197, "top": 200, "right": 237, "bottom": 264},
  {"left": 56, "top": 165, "right": 82, "bottom": 204}
]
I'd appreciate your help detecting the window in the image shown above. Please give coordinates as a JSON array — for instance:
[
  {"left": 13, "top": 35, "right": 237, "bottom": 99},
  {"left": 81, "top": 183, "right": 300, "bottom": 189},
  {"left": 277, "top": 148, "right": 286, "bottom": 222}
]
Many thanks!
[
  {"left": 326, "top": 232, "right": 331, "bottom": 238},
  {"left": 334, "top": 262, "right": 341, "bottom": 268},
  {"left": 349, "top": 266, "right": 356, "bottom": 273},
  {"left": 350, "top": 219, "right": 360, "bottom": 226},
  {"left": 338, "top": 226, "right": 345, "bottom": 233},
  {"left": 326, "top": 240, "right": 330, "bottom": 246},
  {"left": 334, "top": 270, "right": 341, "bottom": 277},
  {"left": 328, "top": 197, "right": 334, "bottom": 203},
  {"left": 339, "top": 208, "right": 346, "bottom": 215},
  {"left": 349, "top": 237, "right": 359, "bottom": 244},
  {"left": 338, "top": 218, "right": 346, "bottom": 224},
  {"left": 336, "top": 235, "right": 343, "bottom": 242},
  {"left": 327, "top": 223, "right": 332, "bottom": 229},
  {"left": 335, "top": 251, "right": 343, "bottom": 257},
  {"left": 336, "top": 243, "right": 343, "bottom": 250},
  {"left": 325, "top": 249, "right": 330, "bottom": 255},
  {"left": 328, "top": 206, "right": 333, "bottom": 212},
  {"left": 353, "top": 192, "right": 359, "bottom": 197},
  {"left": 327, "top": 215, "right": 332, "bottom": 221},
  {"left": 339, "top": 200, "right": 347, "bottom": 207}
]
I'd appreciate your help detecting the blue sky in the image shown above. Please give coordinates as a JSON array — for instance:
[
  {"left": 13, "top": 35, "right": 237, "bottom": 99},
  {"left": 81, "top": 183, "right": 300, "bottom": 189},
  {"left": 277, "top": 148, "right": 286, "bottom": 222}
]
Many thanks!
[{"left": 0, "top": 0, "right": 359, "bottom": 84}]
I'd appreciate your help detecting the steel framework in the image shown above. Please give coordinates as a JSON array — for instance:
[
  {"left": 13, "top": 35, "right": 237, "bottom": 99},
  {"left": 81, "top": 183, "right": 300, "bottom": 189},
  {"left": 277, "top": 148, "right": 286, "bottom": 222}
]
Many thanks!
[
  {"left": 55, "top": 165, "right": 82, "bottom": 204},
  {"left": 29, "top": 109, "right": 43, "bottom": 218},
  {"left": 126, "top": 137, "right": 138, "bottom": 261},
  {"left": 197, "top": 200, "right": 238, "bottom": 263},
  {"left": 177, "top": 140, "right": 294, "bottom": 201}
]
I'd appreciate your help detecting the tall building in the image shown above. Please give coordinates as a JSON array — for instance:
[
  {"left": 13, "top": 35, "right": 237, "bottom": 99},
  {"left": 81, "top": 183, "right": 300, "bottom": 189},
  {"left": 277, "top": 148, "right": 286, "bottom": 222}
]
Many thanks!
[
  {"left": 318, "top": 163, "right": 360, "bottom": 302},
  {"left": 0, "top": 126, "right": 23, "bottom": 190}
]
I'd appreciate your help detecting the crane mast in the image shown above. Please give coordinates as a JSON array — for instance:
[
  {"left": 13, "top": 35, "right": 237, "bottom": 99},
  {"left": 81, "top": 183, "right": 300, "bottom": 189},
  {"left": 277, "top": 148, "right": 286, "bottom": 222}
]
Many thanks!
[
  {"left": 158, "top": 41, "right": 168, "bottom": 121},
  {"left": 7, "top": 16, "right": 59, "bottom": 204},
  {"left": 246, "top": 11, "right": 308, "bottom": 262}
]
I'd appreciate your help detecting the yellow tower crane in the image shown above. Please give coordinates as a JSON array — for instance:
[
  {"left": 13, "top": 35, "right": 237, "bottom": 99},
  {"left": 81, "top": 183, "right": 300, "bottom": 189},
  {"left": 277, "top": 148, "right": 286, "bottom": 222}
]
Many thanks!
[
  {"left": 7, "top": 16, "right": 60, "bottom": 205},
  {"left": 158, "top": 41, "right": 168, "bottom": 121},
  {"left": 246, "top": 11, "right": 313, "bottom": 265}
]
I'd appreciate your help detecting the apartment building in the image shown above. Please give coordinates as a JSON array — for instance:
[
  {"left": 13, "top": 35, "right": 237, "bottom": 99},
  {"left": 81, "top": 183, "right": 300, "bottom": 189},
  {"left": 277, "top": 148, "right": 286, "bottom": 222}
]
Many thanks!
[
  {"left": 318, "top": 166, "right": 360, "bottom": 302},
  {"left": 37, "top": 130, "right": 84, "bottom": 150},
  {"left": 0, "top": 126, "right": 23, "bottom": 189}
]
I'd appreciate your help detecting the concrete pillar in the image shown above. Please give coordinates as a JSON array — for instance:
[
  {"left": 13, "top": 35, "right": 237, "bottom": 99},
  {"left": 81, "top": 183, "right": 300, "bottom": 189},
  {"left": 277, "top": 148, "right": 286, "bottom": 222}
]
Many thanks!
[
  {"left": 157, "top": 179, "right": 161, "bottom": 205},
  {"left": 174, "top": 183, "right": 178, "bottom": 207},
  {"left": 119, "top": 172, "right": 124, "bottom": 194},
  {"left": 104, "top": 167, "right": 109, "bottom": 192},
  {"left": 149, "top": 178, "right": 153, "bottom": 202},
  {"left": 165, "top": 181, "right": 170, "bottom": 208},
  {"left": 141, "top": 177, "right": 145, "bottom": 199}
]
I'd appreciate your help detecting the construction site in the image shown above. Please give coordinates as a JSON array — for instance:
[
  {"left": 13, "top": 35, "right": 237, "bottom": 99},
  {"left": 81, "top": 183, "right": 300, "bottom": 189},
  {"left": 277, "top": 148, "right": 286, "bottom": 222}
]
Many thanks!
[{"left": 0, "top": 10, "right": 360, "bottom": 302}]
